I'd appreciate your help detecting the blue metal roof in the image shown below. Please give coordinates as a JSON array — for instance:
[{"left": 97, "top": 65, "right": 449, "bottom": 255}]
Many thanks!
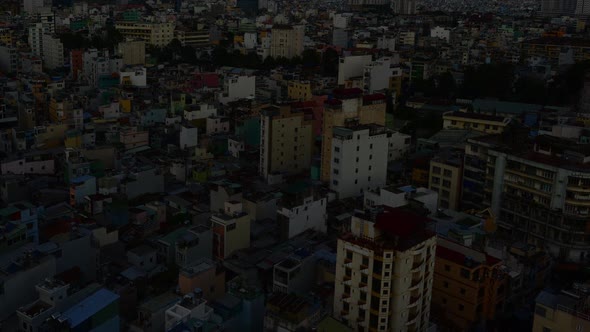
[{"left": 62, "top": 288, "right": 119, "bottom": 327}]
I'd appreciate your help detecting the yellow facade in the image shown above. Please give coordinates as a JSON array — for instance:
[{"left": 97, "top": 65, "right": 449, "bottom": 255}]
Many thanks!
[
  {"left": 120, "top": 99, "right": 131, "bottom": 113},
  {"left": 115, "top": 22, "right": 174, "bottom": 47},
  {"left": 287, "top": 81, "right": 312, "bottom": 101},
  {"left": 429, "top": 159, "right": 462, "bottom": 210},
  {"left": 0, "top": 29, "right": 13, "bottom": 46},
  {"left": 260, "top": 105, "right": 314, "bottom": 178},
  {"left": 443, "top": 111, "right": 509, "bottom": 134},
  {"left": 432, "top": 238, "right": 508, "bottom": 331},
  {"left": 533, "top": 294, "right": 590, "bottom": 332}
]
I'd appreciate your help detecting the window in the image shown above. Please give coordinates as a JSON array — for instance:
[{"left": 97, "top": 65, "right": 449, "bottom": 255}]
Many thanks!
[
  {"left": 369, "top": 155, "right": 372, "bottom": 160},
  {"left": 227, "top": 223, "right": 237, "bottom": 231},
  {"left": 335, "top": 147, "right": 340, "bottom": 152},
  {"left": 460, "top": 288, "right": 466, "bottom": 295},
  {"left": 332, "top": 180, "right": 339, "bottom": 186},
  {"left": 357, "top": 146, "right": 360, "bottom": 151},
  {"left": 431, "top": 176, "right": 440, "bottom": 184},
  {"left": 459, "top": 304, "right": 464, "bottom": 311},
  {"left": 433, "top": 166, "right": 441, "bottom": 174},
  {"left": 442, "top": 180, "right": 451, "bottom": 188},
  {"left": 444, "top": 265, "right": 451, "bottom": 272},
  {"left": 460, "top": 268, "right": 470, "bottom": 279},
  {"left": 334, "top": 169, "right": 339, "bottom": 175},
  {"left": 443, "top": 169, "right": 452, "bottom": 177},
  {"left": 443, "top": 281, "right": 449, "bottom": 288},
  {"left": 362, "top": 256, "right": 369, "bottom": 266},
  {"left": 334, "top": 158, "right": 340, "bottom": 164}
]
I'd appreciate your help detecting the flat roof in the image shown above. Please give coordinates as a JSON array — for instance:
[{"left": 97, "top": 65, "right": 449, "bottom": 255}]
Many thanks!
[{"left": 62, "top": 288, "right": 119, "bottom": 327}]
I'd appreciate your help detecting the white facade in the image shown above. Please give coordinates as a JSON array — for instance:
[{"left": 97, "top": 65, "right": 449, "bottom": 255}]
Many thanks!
[
  {"left": 277, "top": 194, "right": 327, "bottom": 239},
  {"left": 333, "top": 13, "right": 351, "bottom": 29},
  {"left": 228, "top": 138, "right": 245, "bottom": 158},
  {"left": 364, "top": 57, "right": 394, "bottom": 93},
  {"left": 206, "top": 116, "right": 230, "bottom": 135},
  {"left": 180, "top": 125, "right": 198, "bottom": 150},
  {"left": 387, "top": 130, "right": 411, "bottom": 161},
  {"left": 120, "top": 67, "right": 147, "bottom": 87},
  {"left": 42, "top": 34, "right": 64, "bottom": 70},
  {"left": 218, "top": 75, "right": 255, "bottom": 103},
  {"left": 99, "top": 102, "right": 120, "bottom": 120},
  {"left": 377, "top": 36, "right": 396, "bottom": 52},
  {"left": 244, "top": 32, "right": 257, "bottom": 49},
  {"left": 184, "top": 104, "right": 217, "bottom": 121},
  {"left": 330, "top": 126, "right": 388, "bottom": 199},
  {"left": 364, "top": 186, "right": 439, "bottom": 215},
  {"left": 430, "top": 26, "right": 451, "bottom": 42},
  {"left": 337, "top": 54, "right": 372, "bottom": 85},
  {"left": 1, "top": 158, "right": 55, "bottom": 175}
]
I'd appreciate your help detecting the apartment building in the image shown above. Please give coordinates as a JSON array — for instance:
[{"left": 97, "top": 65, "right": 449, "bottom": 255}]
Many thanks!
[
  {"left": 277, "top": 191, "right": 327, "bottom": 239},
  {"left": 287, "top": 80, "right": 312, "bottom": 101},
  {"left": 270, "top": 25, "right": 304, "bottom": 59},
  {"left": 432, "top": 238, "right": 508, "bottom": 331},
  {"left": 462, "top": 137, "right": 496, "bottom": 210},
  {"left": 443, "top": 111, "right": 511, "bottom": 134},
  {"left": 485, "top": 135, "right": 590, "bottom": 263},
  {"left": 333, "top": 207, "right": 436, "bottom": 332},
  {"left": 0, "top": 46, "right": 18, "bottom": 73},
  {"left": 211, "top": 201, "right": 251, "bottom": 260},
  {"left": 320, "top": 88, "right": 386, "bottom": 182},
  {"left": 42, "top": 34, "right": 64, "bottom": 70},
  {"left": 429, "top": 150, "right": 463, "bottom": 210},
  {"left": 117, "top": 40, "right": 145, "bottom": 66},
  {"left": 115, "top": 22, "right": 175, "bottom": 47},
  {"left": 338, "top": 55, "right": 373, "bottom": 86},
  {"left": 259, "top": 105, "right": 313, "bottom": 179},
  {"left": 533, "top": 288, "right": 590, "bottom": 332},
  {"left": 330, "top": 125, "right": 389, "bottom": 199},
  {"left": 175, "top": 28, "right": 210, "bottom": 47}
]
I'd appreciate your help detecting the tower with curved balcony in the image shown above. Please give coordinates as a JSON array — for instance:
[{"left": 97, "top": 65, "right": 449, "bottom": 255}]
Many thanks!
[{"left": 333, "top": 206, "right": 436, "bottom": 332}]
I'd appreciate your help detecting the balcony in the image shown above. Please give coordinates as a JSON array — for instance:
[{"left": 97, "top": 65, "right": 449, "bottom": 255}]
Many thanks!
[
  {"left": 412, "top": 259, "right": 424, "bottom": 270},
  {"left": 372, "top": 272, "right": 382, "bottom": 279},
  {"left": 410, "top": 275, "right": 423, "bottom": 288},
  {"left": 343, "top": 274, "right": 351, "bottom": 282},
  {"left": 341, "top": 309, "right": 349, "bottom": 317},
  {"left": 407, "top": 310, "right": 420, "bottom": 325},
  {"left": 408, "top": 296, "right": 420, "bottom": 307}
]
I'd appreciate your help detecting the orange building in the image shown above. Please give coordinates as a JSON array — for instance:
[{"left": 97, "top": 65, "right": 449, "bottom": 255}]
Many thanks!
[
  {"left": 178, "top": 259, "right": 225, "bottom": 301},
  {"left": 432, "top": 238, "right": 508, "bottom": 331}
]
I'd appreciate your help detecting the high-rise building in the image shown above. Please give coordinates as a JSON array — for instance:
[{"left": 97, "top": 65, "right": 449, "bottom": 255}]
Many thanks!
[
  {"left": 348, "top": 0, "right": 389, "bottom": 10},
  {"left": 483, "top": 134, "right": 590, "bottom": 263},
  {"left": 432, "top": 237, "right": 508, "bottom": 331},
  {"left": 576, "top": 0, "right": 590, "bottom": 15},
  {"left": 330, "top": 124, "right": 389, "bottom": 199},
  {"left": 428, "top": 150, "right": 464, "bottom": 210},
  {"left": 269, "top": 25, "right": 304, "bottom": 59},
  {"left": 541, "top": 0, "right": 577, "bottom": 15},
  {"left": 393, "top": 0, "right": 416, "bottom": 15},
  {"left": 320, "top": 88, "right": 386, "bottom": 182},
  {"left": 259, "top": 104, "right": 313, "bottom": 179},
  {"left": 42, "top": 34, "right": 64, "bottom": 70},
  {"left": 333, "top": 207, "right": 436, "bottom": 332}
]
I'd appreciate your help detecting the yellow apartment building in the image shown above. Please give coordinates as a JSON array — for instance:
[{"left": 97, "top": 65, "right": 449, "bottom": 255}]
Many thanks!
[
  {"left": 259, "top": 104, "right": 314, "bottom": 179},
  {"left": 334, "top": 207, "right": 436, "bottom": 332},
  {"left": 287, "top": 81, "right": 312, "bottom": 101},
  {"left": 320, "top": 88, "right": 386, "bottom": 182},
  {"left": 533, "top": 289, "right": 590, "bottom": 332},
  {"left": 432, "top": 238, "right": 508, "bottom": 331},
  {"left": 115, "top": 22, "right": 174, "bottom": 47},
  {"left": 443, "top": 111, "right": 511, "bottom": 134},
  {"left": 429, "top": 151, "right": 463, "bottom": 210}
]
